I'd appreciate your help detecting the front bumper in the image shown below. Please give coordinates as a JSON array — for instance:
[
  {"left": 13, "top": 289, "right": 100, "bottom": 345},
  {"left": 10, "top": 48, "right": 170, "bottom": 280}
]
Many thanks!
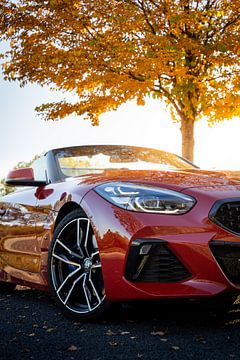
[{"left": 81, "top": 189, "right": 240, "bottom": 301}]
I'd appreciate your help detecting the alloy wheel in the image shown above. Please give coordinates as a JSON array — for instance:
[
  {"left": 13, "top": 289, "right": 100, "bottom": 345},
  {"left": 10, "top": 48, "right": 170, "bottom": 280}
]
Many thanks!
[{"left": 49, "top": 213, "right": 106, "bottom": 317}]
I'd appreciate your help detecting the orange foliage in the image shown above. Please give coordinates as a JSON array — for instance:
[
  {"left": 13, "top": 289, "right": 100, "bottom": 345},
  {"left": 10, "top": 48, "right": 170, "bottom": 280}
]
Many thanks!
[{"left": 0, "top": 1, "right": 240, "bottom": 159}]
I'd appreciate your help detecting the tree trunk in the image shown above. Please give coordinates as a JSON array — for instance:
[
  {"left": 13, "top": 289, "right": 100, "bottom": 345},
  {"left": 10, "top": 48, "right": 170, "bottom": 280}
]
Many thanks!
[{"left": 181, "top": 116, "right": 195, "bottom": 162}]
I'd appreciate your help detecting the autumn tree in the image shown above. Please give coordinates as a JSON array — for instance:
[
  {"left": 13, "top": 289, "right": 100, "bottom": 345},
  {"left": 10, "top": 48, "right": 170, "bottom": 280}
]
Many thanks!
[
  {"left": 1, "top": 1, "right": 240, "bottom": 161},
  {"left": 0, "top": 178, "right": 13, "bottom": 196}
]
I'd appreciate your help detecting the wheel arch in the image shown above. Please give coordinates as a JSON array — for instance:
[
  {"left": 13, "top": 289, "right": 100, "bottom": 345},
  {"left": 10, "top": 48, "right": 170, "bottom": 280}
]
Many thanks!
[{"left": 54, "top": 201, "right": 87, "bottom": 230}]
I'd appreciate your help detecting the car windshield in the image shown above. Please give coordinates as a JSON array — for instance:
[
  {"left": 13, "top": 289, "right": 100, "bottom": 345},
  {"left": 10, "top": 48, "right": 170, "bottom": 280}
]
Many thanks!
[{"left": 54, "top": 145, "right": 196, "bottom": 177}]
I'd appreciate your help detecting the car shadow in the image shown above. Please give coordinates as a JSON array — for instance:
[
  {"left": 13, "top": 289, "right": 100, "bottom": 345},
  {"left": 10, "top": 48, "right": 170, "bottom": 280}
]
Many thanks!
[
  {"left": 6, "top": 287, "right": 240, "bottom": 330},
  {"left": 110, "top": 298, "right": 240, "bottom": 326}
]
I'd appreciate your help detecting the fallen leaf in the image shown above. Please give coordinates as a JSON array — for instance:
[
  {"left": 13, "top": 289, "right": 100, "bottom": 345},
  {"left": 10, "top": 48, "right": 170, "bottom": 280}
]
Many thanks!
[
  {"left": 171, "top": 346, "right": 180, "bottom": 351},
  {"left": 10, "top": 337, "right": 17, "bottom": 343},
  {"left": 109, "top": 341, "right": 118, "bottom": 347},
  {"left": 196, "top": 336, "right": 206, "bottom": 344},
  {"left": 67, "top": 345, "right": 78, "bottom": 352},
  {"left": 28, "top": 333, "right": 35, "bottom": 337},
  {"left": 160, "top": 339, "right": 168, "bottom": 342},
  {"left": 151, "top": 331, "right": 166, "bottom": 336},
  {"left": 106, "top": 329, "right": 116, "bottom": 336},
  {"left": 121, "top": 331, "right": 130, "bottom": 335},
  {"left": 46, "top": 328, "right": 56, "bottom": 333}
]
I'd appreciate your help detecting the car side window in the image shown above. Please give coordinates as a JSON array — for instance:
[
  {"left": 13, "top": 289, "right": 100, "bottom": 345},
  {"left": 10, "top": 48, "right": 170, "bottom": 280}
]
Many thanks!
[{"left": 32, "top": 157, "right": 47, "bottom": 182}]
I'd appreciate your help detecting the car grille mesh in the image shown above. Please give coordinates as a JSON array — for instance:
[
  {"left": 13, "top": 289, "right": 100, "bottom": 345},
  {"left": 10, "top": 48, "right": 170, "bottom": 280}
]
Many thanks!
[{"left": 210, "top": 200, "right": 240, "bottom": 235}]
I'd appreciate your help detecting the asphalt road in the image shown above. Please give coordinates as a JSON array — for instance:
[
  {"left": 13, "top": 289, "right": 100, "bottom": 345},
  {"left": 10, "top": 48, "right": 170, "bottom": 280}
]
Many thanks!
[{"left": 0, "top": 286, "right": 240, "bottom": 360}]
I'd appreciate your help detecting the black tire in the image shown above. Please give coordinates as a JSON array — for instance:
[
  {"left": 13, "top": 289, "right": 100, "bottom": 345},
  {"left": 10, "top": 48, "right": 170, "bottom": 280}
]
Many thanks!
[
  {"left": 48, "top": 209, "right": 111, "bottom": 321},
  {"left": 0, "top": 281, "right": 16, "bottom": 293}
]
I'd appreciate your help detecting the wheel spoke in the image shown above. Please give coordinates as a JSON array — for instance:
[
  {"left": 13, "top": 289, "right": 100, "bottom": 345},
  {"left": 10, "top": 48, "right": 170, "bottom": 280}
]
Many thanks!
[
  {"left": 76, "top": 218, "right": 91, "bottom": 257},
  {"left": 76, "top": 219, "right": 84, "bottom": 258},
  {"left": 89, "top": 270, "right": 101, "bottom": 304},
  {"left": 52, "top": 253, "right": 81, "bottom": 268},
  {"left": 56, "top": 239, "right": 82, "bottom": 260},
  {"left": 56, "top": 267, "right": 81, "bottom": 294},
  {"left": 63, "top": 273, "right": 85, "bottom": 305},
  {"left": 91, "top": 263, "right": 102, "bottom": 269},
  {"left": 83, "top": 274, "right": 91, "bottom": 311},
  {"left": 91, "top": 250, "right": 99, "bottom": 258},
  {"left": 84, "top": 219, "right": 90, "bottom": 257}
]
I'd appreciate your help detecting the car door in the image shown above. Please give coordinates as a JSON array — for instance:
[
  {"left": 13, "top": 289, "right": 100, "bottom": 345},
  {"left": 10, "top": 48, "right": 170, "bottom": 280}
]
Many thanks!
[
  {"left": 0, "top": 202, "right": 10, "bottom": 281},
  {"left": 0, "top": 187, "right": 42, "bottom": 284},
  {"left": 0, "top": 157, "right": 49, "bottom": 286}
]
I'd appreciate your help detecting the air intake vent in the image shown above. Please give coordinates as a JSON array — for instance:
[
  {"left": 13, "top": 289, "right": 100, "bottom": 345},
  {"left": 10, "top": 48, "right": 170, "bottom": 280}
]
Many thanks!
[
  {"left": 210, "top": 199, "right": 240, "bottom": 235},
  {"left": 125, "top": 239, "right": 191, "bottom": 283},
  {"left": 210, "top": 240, "right": 240, "bottom": 285}
]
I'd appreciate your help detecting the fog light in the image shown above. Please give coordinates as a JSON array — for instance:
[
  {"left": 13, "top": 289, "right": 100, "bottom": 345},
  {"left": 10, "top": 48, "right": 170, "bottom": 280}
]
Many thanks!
[{"left": 140, "top": 244, "right": 152, "bottom": 255}]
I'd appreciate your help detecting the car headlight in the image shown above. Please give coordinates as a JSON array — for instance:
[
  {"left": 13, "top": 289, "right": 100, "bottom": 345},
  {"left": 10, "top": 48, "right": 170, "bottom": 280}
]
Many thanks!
[{"left": 95, "top": 182, "right": 196, "bottom": 214}]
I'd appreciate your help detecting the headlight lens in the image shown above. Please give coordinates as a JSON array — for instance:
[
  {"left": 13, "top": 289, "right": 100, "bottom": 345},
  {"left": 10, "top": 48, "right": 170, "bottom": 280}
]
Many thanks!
[{"left": 95, "top": 182, "right": 196, "bottom": 214}]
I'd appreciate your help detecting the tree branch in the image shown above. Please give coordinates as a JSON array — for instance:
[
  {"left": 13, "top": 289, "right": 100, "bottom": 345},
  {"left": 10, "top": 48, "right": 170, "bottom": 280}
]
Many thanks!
[
  {"left": 206, "top": 70, "right": 240, "bottom": 82},
  {"left": 128, "top": 70, "right": 147, "bottom": 81},
  {"left": 148, "top": 0, "right": 160, "bottom": 9},
  {"left": 154, "top": 78, "right": 183, "bottom": 119},
  {"left": 139, "top": 0, "right": 157, "bottom": 35},
  {"left": 219, "top": 14, "right": 240, "bottom": 34}
]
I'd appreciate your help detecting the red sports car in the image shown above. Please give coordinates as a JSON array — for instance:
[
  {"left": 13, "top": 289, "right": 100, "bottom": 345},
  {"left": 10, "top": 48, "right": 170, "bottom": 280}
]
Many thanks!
[{"left": 0, "top": 145, "right": 240, "bottom": 320}]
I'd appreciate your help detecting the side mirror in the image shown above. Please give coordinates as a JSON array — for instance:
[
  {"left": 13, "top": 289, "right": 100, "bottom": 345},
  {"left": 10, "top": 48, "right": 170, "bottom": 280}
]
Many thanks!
[{"left": 5, "top": 168, "right": 47, "bottom": 187}]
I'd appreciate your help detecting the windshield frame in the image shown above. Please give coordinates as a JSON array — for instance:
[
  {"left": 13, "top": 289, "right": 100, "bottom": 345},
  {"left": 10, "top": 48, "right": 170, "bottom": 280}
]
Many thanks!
[{"left": 53, "top": 145, "right": 198, "bottom": 179}]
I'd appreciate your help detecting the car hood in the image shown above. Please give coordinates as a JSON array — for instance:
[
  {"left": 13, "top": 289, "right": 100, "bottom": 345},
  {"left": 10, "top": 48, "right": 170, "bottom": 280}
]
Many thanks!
[{"left": 74, "top": 169, "right": 240, "bottom": 192}]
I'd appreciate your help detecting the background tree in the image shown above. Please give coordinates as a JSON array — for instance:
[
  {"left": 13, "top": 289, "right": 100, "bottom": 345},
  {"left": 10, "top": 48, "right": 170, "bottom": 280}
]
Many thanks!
[
  {"left": 1, "top": 0, "right": 240, "bottom": 161},
  {"left": 0, "top": 178, "right": 13, "bottom": 196}
]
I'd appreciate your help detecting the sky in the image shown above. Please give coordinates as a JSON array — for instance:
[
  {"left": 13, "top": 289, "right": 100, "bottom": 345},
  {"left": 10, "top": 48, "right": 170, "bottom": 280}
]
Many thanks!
[{"left": 1, "top": 72, "right": 240, "bottom": 178}]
